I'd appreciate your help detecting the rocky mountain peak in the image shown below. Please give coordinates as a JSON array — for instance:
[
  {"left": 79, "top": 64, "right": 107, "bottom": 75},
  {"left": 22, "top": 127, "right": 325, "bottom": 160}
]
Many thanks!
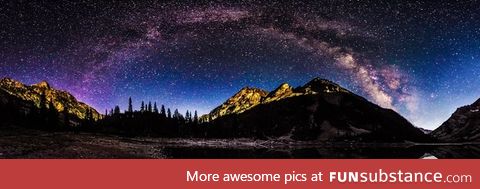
[
  {"left": 203, "top": 87, "right": 268, "bottom": 121},
  {"left": 237, "top": 86, "right": 267, "bottom": 96},
  {"left": 203, "top": 78, "right": 355, "bottom": 122},
  {"left": 33, "top": 81, "right": 51, "bottom": 89},
  {"left": 272, "top": 83, "right": 292, "bottom": 94},
  {"left": 431, "top": 98, "right": 480, "bottom": 142},
  {"left": 273, "top": 83, "right": 292, "bottom": 93},
  {"left": 264, "top": 83, "right": 295, "bottom": 103},
  {"left": 206, "top": 77, "right": 429, "bottom": 142},
  {"left": 298, "top": 78, "right": 349, "bottom": 94},
  {"left": 226, "top": 87, "right": 268, "bottom": 105},
  {"left": 471, "top": 98, "right": 480, "bottom": 107},
  {"left": 0, "top": 78, "right": 101, "bottom": 121},
  {"left": 0, "top": 77, "right": 16, "bottom": 83},
  {"left": 0, "top": 77, "right": 25, "bottom": 89}
]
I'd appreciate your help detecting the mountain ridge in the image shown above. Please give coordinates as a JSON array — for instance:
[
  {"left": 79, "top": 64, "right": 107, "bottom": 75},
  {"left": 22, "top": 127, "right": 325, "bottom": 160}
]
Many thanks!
[
  {"left": 0, "top": 77, "right": 101, "bottom": 121},
  {"left": 431, "top": 98, "right": 480, "bottom": 142},
  {"left": 202, "top": 78, "right": 352, "bottom": 122},
  {"left": 203, "top": 77, "right": 431, "bottom": 142},
  {"left": 204, "top": 87, "right": 269, "bottom": 121}
]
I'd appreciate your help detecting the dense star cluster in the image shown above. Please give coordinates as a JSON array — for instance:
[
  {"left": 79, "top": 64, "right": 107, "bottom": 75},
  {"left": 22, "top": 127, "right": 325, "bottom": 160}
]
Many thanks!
[{"left": 1, "top": 0, "right": 479, "bottom": 129}]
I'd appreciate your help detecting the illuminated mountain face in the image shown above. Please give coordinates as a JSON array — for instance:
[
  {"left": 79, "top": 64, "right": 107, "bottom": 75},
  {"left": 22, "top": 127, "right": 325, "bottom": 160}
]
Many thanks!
[
  {"left": 206, "top": 78, "right": 431, "bottom": 142},
  {"left": 0, "top": 78, "right": 101, "bottom": 121},
  {"left": 204, "top": 78, "right": 350, "bottom": 121},
  {"left": 201, "top": 87, "right": 268, "bottom": 122}
]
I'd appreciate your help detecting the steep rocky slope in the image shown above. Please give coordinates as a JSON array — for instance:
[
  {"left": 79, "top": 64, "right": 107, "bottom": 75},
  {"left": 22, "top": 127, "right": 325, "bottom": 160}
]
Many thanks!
[
  {"left": 0, "top": 78, "right": 100, "bottom": 121},
  {"left": 203, "top": 87, "right": 268, "bottom": 121},
  {"left": 203, "top": 78, "right": 351, "bottom": 122},
  {"left": 431, "top": 99, "right": 480, "bottom": 142},
  {"left": 205, "top": 78, "right": 431, "bottom": 142},
  {"left": 263, "top": 83, "right": 296, "bottom": 103}
]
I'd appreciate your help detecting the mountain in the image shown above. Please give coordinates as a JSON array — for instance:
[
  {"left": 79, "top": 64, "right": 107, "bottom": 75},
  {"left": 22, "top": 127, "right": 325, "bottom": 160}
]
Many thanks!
[
  {"left": 418, "top": 127, "right": 432, "bottom": 134},
  {"left": 202, "top": 87, "right": 268, "bottom": 121},
  {"left": 0, "top": 78, "right": 101, "bottom": 121},
  {"left": 205, "top": 78, "right": 431, "bottom": 142},
  {"left": 203, "top": 78, "right": 351, "bottom": 122},
  {"left": 263, "top": 83, "right": 296, "bottom": 103},
  {"left": 431, "top": 99, "right": 480, "bottom": 142}
]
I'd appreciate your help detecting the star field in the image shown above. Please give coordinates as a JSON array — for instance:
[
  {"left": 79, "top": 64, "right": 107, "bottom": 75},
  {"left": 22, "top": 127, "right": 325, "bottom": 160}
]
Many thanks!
[{"left": 1, "top": 0, "right": 479, "bottom": 130}]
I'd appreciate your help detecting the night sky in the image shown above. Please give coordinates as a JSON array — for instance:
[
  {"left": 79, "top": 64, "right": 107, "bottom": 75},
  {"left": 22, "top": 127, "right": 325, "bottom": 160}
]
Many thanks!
[{"left": 1, "top": 0, "right": 479, "bottom": 130}]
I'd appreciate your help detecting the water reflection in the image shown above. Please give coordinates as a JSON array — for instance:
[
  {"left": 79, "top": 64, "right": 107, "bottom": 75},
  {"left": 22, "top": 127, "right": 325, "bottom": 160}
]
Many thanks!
[
  {"left": 430, "top": 145, "right": 480, "bottom": 159},
  {"left": 420, "top": 153, "right": 437, "bottom": 159},
  {"left": 163, "top": 145, "right": 480, "bottom": 159}
]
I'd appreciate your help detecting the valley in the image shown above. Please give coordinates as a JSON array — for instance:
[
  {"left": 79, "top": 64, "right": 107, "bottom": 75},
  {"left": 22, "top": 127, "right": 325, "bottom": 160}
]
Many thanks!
[{"left": 1, "top": 77, "right": 480, "bottom": 158}]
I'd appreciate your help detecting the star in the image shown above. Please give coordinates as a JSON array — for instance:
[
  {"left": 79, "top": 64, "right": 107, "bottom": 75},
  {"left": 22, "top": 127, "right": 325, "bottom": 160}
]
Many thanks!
[{"left": 1, "top": 0, "right": 479, "bottom": 130}]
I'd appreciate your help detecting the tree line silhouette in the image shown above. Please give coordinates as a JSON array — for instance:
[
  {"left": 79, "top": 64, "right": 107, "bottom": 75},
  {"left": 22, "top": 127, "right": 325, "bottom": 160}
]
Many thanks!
[
  {"left": 0, "top": 94, "right": 210, "bottom": 138},
  {"left": 97, "top": 97, "right": 205, "bottom": 137},
  {"left": 1, "top": 90, "right": 434, "bottom": 142},
  {"left": 0, "top": 92, "right": 83, "bottom": 131}
]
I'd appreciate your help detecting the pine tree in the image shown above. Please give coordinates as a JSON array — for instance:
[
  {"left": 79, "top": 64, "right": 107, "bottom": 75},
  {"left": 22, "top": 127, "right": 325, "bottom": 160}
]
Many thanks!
[
  {"left": 83, "top": 108, "right": 94, "bottom": 128},
  {"left": 63, "top": 106, "right": 70, "bottom": 127},
  {"left": 84, "top": 108, "right": 90, "bottom": 125},
  {"left": 47, "top": 101, "right": 58, "bottom": 129},
  {"left": 148, "top": 101, "right": 152, "bottom": 112},
  {"left": 39, "top": 92, "right": 48, "bottom": 120},
  {"left": 161, "top": 105, "right": 166, "bottom": 117},
  {"left": 194, "top": 110, "right": 198, "bottom": 124},
  {"left": 37, "top": 92, "right": 48, "bottom": 129},
  {"left": 185, "top": 110, "right": 190, "bottom": 123},
  {"left": 173, "top": 109, "right": 179, "bottom": 119},
  {"left": 153, "top": 102, "right": 158, "bottom": 114},
  {"left": 114, "top": 105, "right": 121, "bottom": 115},
  {"left": 140, "top": 101, "right": 145, "bottom": 112},
  {"left": 177, "top": 109, "right": 184, "bottom": 121},
  {"left": 167, "top": 108, "right": 171, "bottom": 119},
  {"left": 86, "top": 108, "right": 93, "bottom": 122},
  {"left": 128, "top": 97, "right": 133, "bottom": 113},
  {"left": 189, "top": 111, "right": 193, "bottom": 122}
]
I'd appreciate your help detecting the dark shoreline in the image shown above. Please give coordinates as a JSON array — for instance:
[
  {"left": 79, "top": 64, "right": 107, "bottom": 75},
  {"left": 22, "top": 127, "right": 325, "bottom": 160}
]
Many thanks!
[{"left": 0, "top": 127, "right": 479, "bottom": 158}]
